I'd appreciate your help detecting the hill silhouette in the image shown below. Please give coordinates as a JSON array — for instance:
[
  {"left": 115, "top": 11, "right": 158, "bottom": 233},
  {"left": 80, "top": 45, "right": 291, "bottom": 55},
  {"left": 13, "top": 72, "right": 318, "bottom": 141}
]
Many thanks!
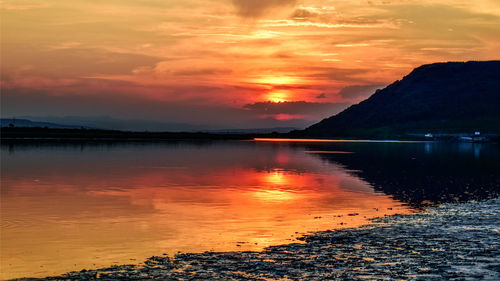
[{"left": 299, "top": 61, "right": 500, "bottom": 138}]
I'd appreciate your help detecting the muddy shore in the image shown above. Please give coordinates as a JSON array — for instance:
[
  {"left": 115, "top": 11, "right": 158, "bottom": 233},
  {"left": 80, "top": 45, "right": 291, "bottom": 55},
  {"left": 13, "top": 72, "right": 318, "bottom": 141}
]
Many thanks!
[{"left": 17, "top": 199, "right": 499, "bottom": 280}]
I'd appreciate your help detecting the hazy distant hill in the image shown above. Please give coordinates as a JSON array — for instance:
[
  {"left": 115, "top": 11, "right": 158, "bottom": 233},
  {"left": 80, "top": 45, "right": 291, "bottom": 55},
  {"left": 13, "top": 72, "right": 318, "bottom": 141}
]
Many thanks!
[
  {"left": 299, "top": 61, "right": 500, "bottom": 137},
  {"left": 0, "top": 118, "right": 85, "bottom": 129},
  {"left": 2, "top": 116, "right": 296, "bottom": 134},
  {"left": 14, "top": 116, "right": 206, "bottom": 132}
]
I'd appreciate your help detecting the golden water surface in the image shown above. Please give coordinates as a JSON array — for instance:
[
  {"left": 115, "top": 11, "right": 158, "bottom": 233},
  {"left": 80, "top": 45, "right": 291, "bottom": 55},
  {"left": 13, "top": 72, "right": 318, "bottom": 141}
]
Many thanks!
[{"left": 1, "top": 141, "right": 411, "bottom": 279}]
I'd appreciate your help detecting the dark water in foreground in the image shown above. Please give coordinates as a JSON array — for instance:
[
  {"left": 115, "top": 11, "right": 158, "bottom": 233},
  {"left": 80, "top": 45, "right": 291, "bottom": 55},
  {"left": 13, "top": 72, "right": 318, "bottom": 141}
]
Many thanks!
[{"left": 1, "top": 140, "right": 499, "bottom": 279}]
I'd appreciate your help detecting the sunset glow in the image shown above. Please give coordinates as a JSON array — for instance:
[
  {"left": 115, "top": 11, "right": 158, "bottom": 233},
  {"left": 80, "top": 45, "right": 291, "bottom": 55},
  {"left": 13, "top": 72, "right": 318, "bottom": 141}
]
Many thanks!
[
  {"left": 256, "top": 76, "right": 299, "bottom": 87},
  {"left": 264, "top": 169, "right": 290, "bottom": 186},
  {"left": 266, "top": 91, "right": 289, "bottom": 103},
  {"left": 1, "top": 0, "right": 500, "bottom": 129}
]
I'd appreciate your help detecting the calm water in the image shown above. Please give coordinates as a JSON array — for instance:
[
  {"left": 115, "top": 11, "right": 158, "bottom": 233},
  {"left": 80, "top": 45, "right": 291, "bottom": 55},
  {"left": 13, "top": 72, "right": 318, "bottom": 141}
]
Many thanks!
[{"left": 1, "top": 140, "right": 499, "bottom": 279}]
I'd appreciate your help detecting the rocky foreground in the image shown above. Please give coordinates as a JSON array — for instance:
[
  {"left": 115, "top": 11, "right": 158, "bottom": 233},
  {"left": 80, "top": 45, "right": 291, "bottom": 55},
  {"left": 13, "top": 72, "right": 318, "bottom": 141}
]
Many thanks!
[{"left": 22, "top": 199, "right": 499, "bottom": 280}]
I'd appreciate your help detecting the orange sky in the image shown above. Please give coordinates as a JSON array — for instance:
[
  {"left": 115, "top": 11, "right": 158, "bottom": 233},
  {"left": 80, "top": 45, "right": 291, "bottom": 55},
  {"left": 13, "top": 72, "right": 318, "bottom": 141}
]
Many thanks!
[{"left": 1, "top": 0, "right": 499, "bottom": 129}]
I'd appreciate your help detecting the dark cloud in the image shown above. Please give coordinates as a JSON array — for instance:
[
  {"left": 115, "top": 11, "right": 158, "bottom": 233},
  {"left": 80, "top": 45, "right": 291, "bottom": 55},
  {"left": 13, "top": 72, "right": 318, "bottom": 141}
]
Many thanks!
[
  {"left": 316, "top": 93, "right": 326, "bottom": 99},
  {"left": 243, "top": 101, "right": 350, "bottom": 117},
  {"left": 337, "top": 84, "right": 385, "bottom": 101},
  {"left": 271, "top": 51, "right": 295, "bottom": 59},
  {"left": 290, "top": 8, "right": 382, "bottom": 26},
  {"left": 172, "top": 68, "right": 233, "bottom": 76},
  {"left": 291, "top": 8, "right": 320, "bottom": 20},
  {"left": 303, "top": 67, "right": 372, "bottom": 83},
  {"left": 232, "top": 0, "right": 296, "bottom": 18},
  {"left": 270, "top": 84, "right": 321, "bottom": 90}
]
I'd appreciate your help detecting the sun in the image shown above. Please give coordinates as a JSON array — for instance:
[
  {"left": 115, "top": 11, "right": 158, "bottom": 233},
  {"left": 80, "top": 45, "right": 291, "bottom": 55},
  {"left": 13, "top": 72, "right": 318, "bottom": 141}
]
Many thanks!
[{"left": 267, "top": 92, "right": 288, "bottom": 103}]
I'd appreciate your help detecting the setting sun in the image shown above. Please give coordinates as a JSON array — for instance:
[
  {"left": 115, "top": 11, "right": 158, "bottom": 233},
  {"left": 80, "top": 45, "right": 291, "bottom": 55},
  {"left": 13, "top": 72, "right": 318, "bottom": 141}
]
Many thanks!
[{"left": 266, "top": 92, "right": 289, "bottom": 103}]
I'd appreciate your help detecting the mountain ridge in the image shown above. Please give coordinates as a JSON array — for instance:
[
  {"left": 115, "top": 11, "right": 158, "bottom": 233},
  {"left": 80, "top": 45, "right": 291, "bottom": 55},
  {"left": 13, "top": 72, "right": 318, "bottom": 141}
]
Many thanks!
[
  {"left": 0, "top": 118, "right": 87, "bottom": 129},
  {"left": 298, "top": 61, "right": 500, "bottom": 137}
]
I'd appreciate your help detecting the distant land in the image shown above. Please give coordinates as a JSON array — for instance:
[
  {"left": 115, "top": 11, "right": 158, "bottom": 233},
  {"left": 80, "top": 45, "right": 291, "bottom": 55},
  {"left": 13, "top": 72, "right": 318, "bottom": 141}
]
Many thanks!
[
  {"left": 9, "top": 115, "right": 214, "bottom": 132},
  {"left": 0, "top": 118, "right": 87, "bottom": 129},
  {"left": 1, "top": 117, "right": 296, "bottom": 134},
  {"left": 0, "top": 119, "right": 289, "bottom": 140},
  {"left": 295, "top": 61, "right": 500, "bottom": 138},
  {"left": 0, "top": 127, "right": 286, "bottom": 141}
]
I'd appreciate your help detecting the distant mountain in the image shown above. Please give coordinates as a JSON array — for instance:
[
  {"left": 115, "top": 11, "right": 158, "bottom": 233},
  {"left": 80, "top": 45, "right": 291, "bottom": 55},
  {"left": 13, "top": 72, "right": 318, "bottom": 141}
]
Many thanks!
[
  {"left": 298, "top": 61, "right": 500, "bottom": 137},
  {"left": 15, "top": 116, "right": 208, "bottom": 132},
  {"left": 0, "top": 118, "right": 86, "bottom": 129},
  {"left": 2, "top": 116, "right": 297, "bottom": 134}
]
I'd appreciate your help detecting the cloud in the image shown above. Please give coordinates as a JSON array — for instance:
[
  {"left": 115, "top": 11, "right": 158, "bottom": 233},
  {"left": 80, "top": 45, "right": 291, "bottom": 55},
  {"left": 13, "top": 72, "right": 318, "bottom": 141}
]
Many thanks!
[
  {"left": 316, "top": 93, "right": 326, "bottom": 99},
  {"left": 337, "top": 84, "right": 385, "bottom": 101},
  {"left": 232, "top": 0, "right": 296, "bottom": 18},
  {"left": 291, "top": 8, "right": 320, "bottom": 20},
  {"left": 243, "top": 101, "right": 351, "bottom": 122},
  {"left": 259, "top": 113, "right": 308, "bottom": 121},
  {"left": 0, "top": 2, "right": 51, "bottom": 10},
  {"left": 304, "top": 67, "right": 372, "bottom": 83},
  {"left": 49, "top": 41, "right": 81, "bottom": 50},
  {"left": 262, "top": 19, "right": 396, "bottom": 29},
  {"left": 243, "top": 101, "right": 350, "bottom": 116},
  {"left": 2, "top": 47, "right": 163, "bottom": 78}
]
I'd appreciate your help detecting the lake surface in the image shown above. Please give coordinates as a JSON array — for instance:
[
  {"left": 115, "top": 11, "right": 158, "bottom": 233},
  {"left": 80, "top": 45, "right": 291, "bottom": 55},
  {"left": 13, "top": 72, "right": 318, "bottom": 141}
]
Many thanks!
[{"left": 1, "top": 140, "right": 499, "bottom": 279}]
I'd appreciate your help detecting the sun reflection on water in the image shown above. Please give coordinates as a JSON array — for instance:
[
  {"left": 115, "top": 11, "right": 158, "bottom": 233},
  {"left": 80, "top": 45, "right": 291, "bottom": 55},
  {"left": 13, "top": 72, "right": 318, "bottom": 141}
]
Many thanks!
[
  {"left": 0, "top": 143, "right": 411, "bottom": 279},
  {"left": 264, "top": 169, "right": 288, "bottom": 185},
  {"left": 250, "top": 189, "right": 299, "bottom": 202}
]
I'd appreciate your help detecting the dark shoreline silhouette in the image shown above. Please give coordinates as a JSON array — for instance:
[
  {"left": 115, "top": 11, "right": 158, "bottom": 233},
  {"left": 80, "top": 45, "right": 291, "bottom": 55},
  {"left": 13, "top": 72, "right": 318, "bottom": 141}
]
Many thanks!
[
  {"left": 4, "top": 127, "right": 500, "bottom": 143},
  {"left": 0, "top": 127, "right": 286, "bottom": 141}
]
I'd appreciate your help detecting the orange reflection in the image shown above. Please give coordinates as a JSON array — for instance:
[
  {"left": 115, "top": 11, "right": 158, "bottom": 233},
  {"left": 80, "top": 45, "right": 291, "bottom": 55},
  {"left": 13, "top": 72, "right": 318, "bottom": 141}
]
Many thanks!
[
  {"left": 251, "top": 170, "right": 298, "bottom": 201},
  {"left": 255, "top": 138, "right": 425, "bottom": 143},
  {"left": 250, "top": 189, "right": 299, "bottom": 202},
  {"left": 263, "top": 169, "right": 288, "bottom": 185},
  {"left": 0, "top": 147, "right": 412, "bottom": 280}
]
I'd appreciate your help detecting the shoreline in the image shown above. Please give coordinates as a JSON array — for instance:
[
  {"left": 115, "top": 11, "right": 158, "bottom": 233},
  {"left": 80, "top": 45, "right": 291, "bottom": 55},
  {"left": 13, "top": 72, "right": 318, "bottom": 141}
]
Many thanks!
[
  {"left": 3, "top": 127, "right": 499, "bottom": 143},
  {"left": 15, "top": 199, "right": 500, "bottom": 280}
]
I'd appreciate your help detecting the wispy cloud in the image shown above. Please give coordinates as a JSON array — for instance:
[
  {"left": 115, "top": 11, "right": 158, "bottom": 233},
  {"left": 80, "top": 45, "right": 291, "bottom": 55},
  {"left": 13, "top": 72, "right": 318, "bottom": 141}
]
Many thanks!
[
  {"left": 262, "top": 19, "right": 398, "bottom": 29},
  {"left": 0, "top": 1, "right": 51, "bottom": 10},
  {"left": 232, "top": 0, "right": 296, "bottom": 18}
]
